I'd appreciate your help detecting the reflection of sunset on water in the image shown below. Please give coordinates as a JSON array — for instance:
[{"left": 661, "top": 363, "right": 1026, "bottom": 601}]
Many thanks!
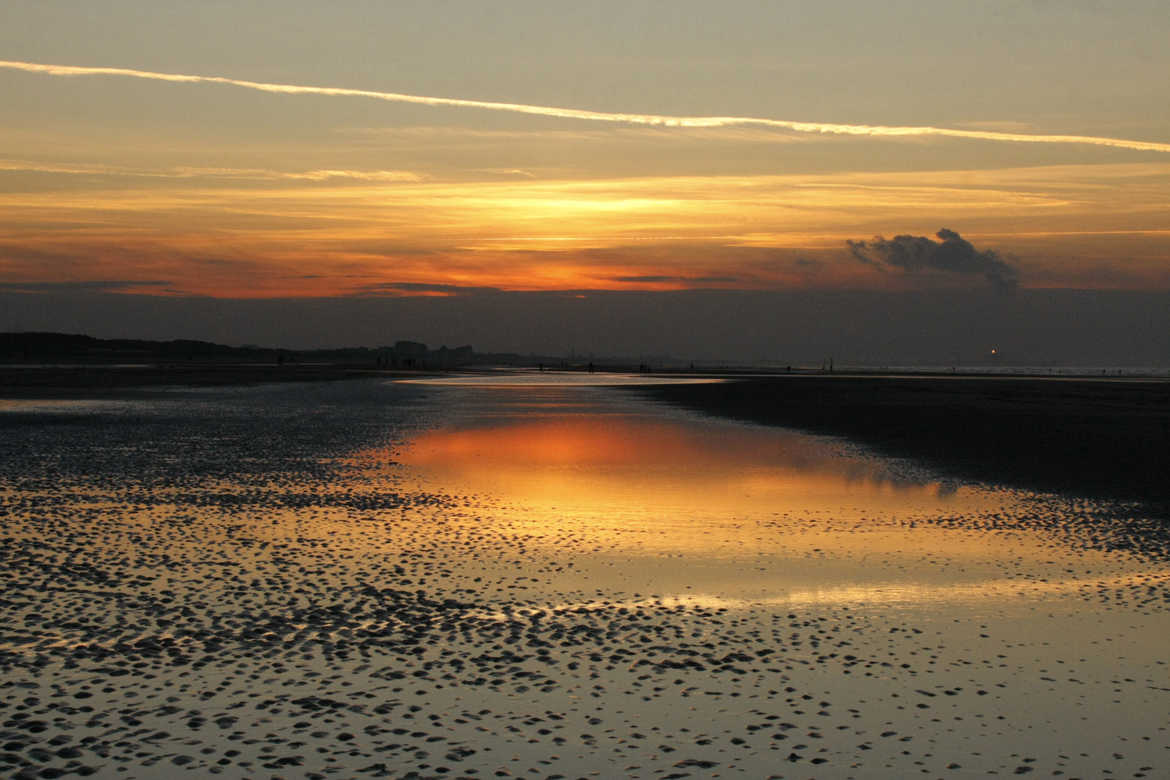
[
  {"left": 385, "top": 394, "right": 1126, "bottom": 602},
  {"left": 399, "top": 415, "right": 952, "bottom": 517},
  {"left": 401, "top": 413, "right": 963, "bottom": 511},
  {"left": 470, "top": 567, "right": 1170, "bottom": 619}
]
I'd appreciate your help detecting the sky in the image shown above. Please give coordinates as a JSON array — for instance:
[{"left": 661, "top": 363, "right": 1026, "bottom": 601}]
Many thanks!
[{"left": 2, "top": 1, "right": 1169, "bottom": 363}]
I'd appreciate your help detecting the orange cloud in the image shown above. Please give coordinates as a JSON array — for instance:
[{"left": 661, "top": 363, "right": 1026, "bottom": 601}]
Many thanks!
[{"left": 3, "top": 164, "right": 1169, "bottom": 296}]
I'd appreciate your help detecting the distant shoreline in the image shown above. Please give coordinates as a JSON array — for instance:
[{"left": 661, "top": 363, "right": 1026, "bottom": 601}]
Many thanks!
[
  {"left": 633, "top": 375, "right": 1170, "bottom": 510},
  {"left": 6, "top": 360, "right": 1168, "bottom": 396}
]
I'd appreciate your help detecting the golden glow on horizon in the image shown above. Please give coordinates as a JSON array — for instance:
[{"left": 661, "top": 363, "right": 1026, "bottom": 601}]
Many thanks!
[{"left": 3, "top": 162, "right": 1169, "bottom": 296}]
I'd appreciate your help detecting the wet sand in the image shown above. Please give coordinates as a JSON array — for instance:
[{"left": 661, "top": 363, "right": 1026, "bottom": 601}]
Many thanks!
[
  {"left": 0, "top": 363, "right": 408, "bottom": 397},
  {"left": 1, "top": 379, "right": 1168, "bottom": 778},
  {"left": 635, "top": 375, "right": 1170, "bottom": 507}
]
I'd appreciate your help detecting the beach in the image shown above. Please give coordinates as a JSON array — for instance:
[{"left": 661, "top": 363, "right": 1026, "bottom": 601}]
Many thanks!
[{"left": 1, "top": 374, "right": 1168, "bottom": 778}]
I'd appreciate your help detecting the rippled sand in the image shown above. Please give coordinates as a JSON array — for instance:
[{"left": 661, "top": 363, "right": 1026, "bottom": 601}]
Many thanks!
[{"left": 1, "top": 379, "right": 1167, "bottom": 778}]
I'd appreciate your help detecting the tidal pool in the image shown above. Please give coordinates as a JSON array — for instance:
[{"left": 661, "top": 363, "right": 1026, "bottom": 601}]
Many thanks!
[
  {"left": 392, "top": 383, "right": 1164, "bottom": 610},
  {"left": 0, "top": 377, "right": 1166, "bottom": 779}
]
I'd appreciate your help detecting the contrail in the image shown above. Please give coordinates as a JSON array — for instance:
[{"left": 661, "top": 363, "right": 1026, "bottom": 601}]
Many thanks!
[
  {"left": 0, "top": 158, "right": 422, "bottom": 182},
  {"left": 4, "top": 59, "right": 1170, "bottom": 154}
]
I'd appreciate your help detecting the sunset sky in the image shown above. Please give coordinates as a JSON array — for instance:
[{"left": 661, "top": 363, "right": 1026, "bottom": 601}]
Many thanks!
[{"left": 2, "top": 1, "right": 1168, "bottom": 362}]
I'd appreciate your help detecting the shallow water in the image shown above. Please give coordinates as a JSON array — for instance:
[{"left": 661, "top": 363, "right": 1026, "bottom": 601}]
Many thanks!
[
  {"left": 394, "top": 385, "right": 1164, "bottom": 606},
  {"left": 0, "top": 378, "right": 1167, "bottom": 779}
]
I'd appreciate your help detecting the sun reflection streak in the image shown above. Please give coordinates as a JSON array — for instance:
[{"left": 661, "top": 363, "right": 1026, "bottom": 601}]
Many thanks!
[{"left": 467, "top": 569, "right": 1170, "bottom": 619}]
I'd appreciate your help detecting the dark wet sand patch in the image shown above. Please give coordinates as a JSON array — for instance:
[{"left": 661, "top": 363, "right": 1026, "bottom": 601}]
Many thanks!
[
  {"left": 634, "top": 375, "right": 1170, "bottom": 506},
  {"left": 0, "top": 363, "right": 422, "bottom": 397}
]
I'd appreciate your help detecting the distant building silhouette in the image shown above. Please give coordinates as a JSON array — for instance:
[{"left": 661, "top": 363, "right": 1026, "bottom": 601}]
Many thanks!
[{"left": 393, "top": 340, "right": 427, "bottom": 369}]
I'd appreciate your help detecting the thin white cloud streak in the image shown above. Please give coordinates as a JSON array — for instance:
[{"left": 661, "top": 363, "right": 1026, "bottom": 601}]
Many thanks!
[
  {"left": 3, "top": 59, "right": 1170, "bottom": 154},
  {"left": 0, "top": 158, "right": 421, "bottom": 182},
  {"left": 343, "top": 124, "right": 812, "bottom": 145}
]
